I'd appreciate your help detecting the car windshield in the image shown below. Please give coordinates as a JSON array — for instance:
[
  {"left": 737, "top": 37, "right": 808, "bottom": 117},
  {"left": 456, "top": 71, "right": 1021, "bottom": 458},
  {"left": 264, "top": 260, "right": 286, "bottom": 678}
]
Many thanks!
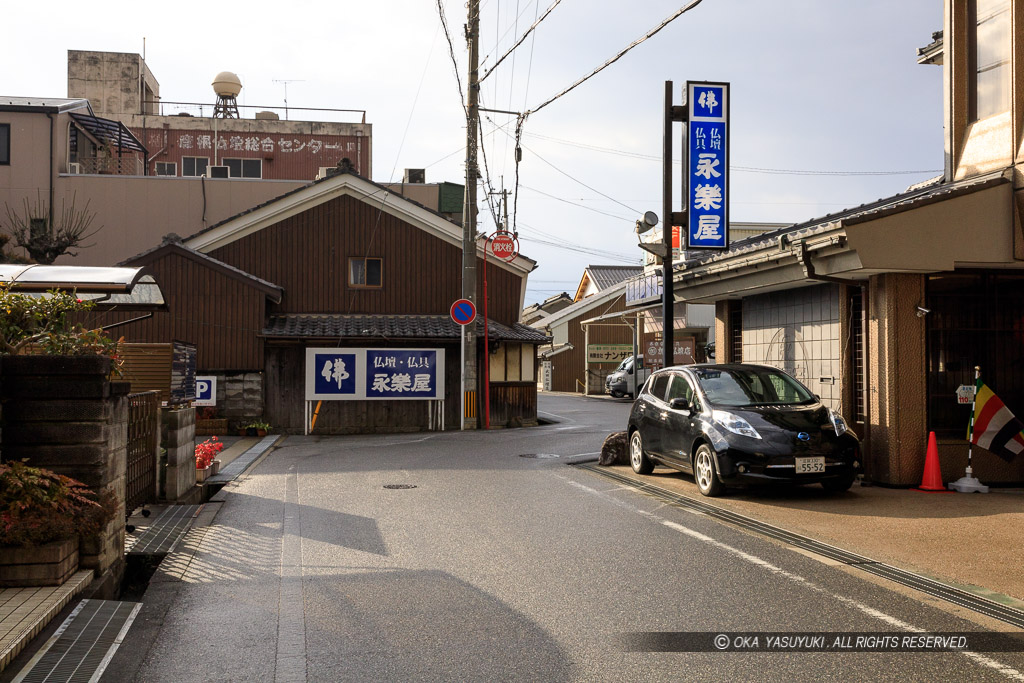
[
  {"left": 616, "top": 356, "right": 633, "bottom": 372},
  {"left": 693, "top": 366, "right": 816, "bottom": 407}
]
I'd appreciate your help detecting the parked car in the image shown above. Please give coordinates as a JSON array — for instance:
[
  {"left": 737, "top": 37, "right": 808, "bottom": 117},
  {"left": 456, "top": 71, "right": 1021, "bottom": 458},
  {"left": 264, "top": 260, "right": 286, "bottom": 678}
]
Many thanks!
[
  {"left": 627, "top": 363, "right": 861, "bottom": 496},
  {"left": 605, "top": 355, "right": 650, "bottom": 399}
]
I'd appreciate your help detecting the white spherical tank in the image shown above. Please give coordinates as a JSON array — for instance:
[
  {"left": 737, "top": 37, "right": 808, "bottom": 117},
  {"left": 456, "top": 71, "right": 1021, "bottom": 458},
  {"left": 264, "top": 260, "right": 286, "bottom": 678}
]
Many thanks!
[{"left": 211, "top": 72, "right": 242, "bottom": 98}]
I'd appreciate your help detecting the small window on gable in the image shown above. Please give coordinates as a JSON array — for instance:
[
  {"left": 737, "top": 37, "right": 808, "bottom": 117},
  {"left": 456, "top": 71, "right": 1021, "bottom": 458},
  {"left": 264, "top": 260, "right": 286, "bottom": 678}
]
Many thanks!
[
  {"left": 155, "top": 162, "right": 176, "bottom": 176},
  {"left": 0, "top": 124, "right": 9, "bottom": 165},
  {"left": 349, "top": 257, "right": 382, "bottom": 288}
]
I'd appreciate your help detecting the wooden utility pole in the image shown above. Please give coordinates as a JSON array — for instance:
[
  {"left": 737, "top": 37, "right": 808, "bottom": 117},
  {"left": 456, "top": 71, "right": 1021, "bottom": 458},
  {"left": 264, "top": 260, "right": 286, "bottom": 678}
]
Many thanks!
[{"left": 461, "top": 0, "right": 481, "bottom": 429}]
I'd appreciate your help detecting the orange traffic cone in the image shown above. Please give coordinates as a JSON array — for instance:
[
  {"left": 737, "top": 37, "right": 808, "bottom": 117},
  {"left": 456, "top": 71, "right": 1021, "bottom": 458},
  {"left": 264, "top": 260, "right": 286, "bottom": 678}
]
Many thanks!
[{"left": 916, "top": 431, "right": 951, "bottom": 492}]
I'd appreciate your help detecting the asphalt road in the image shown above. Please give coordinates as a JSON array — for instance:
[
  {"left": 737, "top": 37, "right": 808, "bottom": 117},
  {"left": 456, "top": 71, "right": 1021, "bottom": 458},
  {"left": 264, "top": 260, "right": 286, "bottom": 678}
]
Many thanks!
[{"left": 106, "top": 394, "right": 1024, "bottom": 682}]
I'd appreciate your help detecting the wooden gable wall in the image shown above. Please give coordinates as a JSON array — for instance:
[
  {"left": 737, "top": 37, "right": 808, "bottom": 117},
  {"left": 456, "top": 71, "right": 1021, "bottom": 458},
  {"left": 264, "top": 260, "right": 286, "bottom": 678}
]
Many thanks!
[
  {"left": 92, "top": 251, "right": 267, "bottom": 371},
  {"left": 206, "top": 194, "right": 524, "bottom": 325}
]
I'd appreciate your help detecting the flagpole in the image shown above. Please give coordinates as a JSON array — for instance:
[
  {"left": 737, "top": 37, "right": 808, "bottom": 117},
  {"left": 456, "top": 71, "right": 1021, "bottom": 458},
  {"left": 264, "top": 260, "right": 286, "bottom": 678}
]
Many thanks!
[{"left": 949, "top": 365, "right": 989, "bottom": 493}]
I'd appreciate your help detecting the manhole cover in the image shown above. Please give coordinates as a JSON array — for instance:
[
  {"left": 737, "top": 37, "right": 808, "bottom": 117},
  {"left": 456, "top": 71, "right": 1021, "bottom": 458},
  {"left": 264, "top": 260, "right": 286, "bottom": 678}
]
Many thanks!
[
  {"left": 518, "top": 453, "right": 561, "bottom": 459},
  {"left": 383, "top": 484, "right": 418, "bottom": 489}
]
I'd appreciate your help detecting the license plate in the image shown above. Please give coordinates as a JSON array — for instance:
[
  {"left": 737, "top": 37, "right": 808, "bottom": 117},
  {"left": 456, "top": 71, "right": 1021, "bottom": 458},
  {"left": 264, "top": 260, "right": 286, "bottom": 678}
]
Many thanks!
[{"left": 795, "top": 456, "right": 825, "bottom": 474}]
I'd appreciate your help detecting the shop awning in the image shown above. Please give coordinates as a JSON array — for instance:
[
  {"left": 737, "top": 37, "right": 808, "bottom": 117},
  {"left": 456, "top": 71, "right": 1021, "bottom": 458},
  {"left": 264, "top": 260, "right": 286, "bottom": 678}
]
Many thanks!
[{"left": 263, "top": 314, "right": 551, "bottom": 344}]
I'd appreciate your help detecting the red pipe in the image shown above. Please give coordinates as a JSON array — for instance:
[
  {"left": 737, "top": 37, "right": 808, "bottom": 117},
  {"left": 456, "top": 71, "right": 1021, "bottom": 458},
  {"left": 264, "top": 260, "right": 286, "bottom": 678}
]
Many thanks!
[{"left": 482, "top": 240, "right": 491, "bottom": 429}]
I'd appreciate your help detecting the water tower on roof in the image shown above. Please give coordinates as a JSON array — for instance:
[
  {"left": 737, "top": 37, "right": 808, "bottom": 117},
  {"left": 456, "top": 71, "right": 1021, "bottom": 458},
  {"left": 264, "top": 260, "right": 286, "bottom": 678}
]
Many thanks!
[{"left": 211, "top": 71, "right": 242, "bottom": 118}]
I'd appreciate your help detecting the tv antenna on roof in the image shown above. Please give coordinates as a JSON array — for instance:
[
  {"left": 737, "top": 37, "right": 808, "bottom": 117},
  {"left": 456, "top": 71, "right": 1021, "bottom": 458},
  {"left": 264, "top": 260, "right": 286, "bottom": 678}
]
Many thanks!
[{"left": 272, "top": 79, "right": 305, "bottom": 121}]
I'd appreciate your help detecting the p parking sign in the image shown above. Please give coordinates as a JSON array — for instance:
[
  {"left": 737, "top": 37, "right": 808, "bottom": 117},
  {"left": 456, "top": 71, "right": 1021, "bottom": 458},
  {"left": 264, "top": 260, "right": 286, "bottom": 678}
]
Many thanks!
[{"left": 195, "top": 376, "right": 217, "bottom": 407}]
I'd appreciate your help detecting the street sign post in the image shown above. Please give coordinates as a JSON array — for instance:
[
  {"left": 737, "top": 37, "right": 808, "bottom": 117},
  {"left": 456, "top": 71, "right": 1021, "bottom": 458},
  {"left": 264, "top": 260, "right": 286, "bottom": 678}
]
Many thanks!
[{"left": 489, "top": 232, "right": 518, "bottom": 261}]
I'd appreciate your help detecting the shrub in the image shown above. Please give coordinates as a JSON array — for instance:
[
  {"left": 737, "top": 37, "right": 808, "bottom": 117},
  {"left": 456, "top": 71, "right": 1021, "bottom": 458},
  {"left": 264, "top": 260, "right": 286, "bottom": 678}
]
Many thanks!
[
  {"left": 195, "top": 436, "right": 224, "bottom": 470},
  {"left": 0, "top": 285, "right": 122, "bottom": 365},
  {"left": 0, "top": 461, "right": 117, "bottom": 547}
]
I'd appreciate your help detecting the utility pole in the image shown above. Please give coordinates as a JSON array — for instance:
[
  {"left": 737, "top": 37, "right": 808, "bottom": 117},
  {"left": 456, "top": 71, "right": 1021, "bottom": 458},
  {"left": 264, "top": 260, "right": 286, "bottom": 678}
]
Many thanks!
[{"left": 462, "top": 0, "right": 481, "bottom": 429}]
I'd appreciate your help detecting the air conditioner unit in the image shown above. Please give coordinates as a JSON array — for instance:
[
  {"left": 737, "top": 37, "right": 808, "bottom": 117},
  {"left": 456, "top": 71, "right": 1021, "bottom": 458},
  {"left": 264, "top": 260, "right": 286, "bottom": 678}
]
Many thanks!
[
  {"left": 68, "top": 163, "right": 82, "bottom": 174},
  {"left": 206, "top": 165, "right": 230, "bottom": 179}
]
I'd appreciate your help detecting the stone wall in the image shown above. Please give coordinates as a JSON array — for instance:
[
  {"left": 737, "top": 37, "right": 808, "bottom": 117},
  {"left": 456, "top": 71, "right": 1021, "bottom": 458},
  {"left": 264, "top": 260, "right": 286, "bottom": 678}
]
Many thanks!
[{"left": 205, "top": 372, "right": 263, "bottom": 428}]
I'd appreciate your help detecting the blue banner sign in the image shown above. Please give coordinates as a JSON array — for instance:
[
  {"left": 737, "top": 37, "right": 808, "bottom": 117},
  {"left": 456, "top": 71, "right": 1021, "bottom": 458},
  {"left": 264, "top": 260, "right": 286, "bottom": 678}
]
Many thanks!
[
  {"left": 687, "top": 81, "right": 729, "bottom": 250},
  {"left": 305, "top": 348, "right": 445, "bottom": 401}
]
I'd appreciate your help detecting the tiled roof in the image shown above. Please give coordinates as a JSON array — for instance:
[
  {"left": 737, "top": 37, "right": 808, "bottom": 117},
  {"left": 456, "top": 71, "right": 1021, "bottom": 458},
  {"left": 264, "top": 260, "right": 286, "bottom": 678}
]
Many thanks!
[
  {"left": 263, "top": 314, "right": 550, "bottom": 343},
  {"left": 586, "top": 265, "right": 643, "bottom": 290}
]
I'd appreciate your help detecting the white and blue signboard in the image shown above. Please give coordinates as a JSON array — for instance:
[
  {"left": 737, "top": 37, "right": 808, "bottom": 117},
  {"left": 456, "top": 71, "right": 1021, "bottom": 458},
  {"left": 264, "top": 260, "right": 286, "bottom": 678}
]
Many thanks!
[
  {"left": 195, "top": 376, "right": 217, "bottom": 407},
  {"left": 304, "top": 348, "right": 445, "bottom": 401},
  {"left": 687, "top": 81, "right": 729, "bottom": 250}
]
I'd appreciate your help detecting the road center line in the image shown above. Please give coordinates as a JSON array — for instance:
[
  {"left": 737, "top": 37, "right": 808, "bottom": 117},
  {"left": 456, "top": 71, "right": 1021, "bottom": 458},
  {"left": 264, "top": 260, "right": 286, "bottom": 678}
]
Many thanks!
[
  {"left": 558, "top": 475, "right": 1024, "bottom": 680},
  {"left": 276, "top": 465, "right": 307, "bottom": 683}
]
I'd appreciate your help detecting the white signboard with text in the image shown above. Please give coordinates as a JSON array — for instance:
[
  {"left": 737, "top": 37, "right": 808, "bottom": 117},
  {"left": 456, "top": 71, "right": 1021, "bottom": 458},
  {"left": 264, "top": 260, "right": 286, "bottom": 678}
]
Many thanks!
[{"left": 305, "top": 348, "right": 445, "bottom": 401}]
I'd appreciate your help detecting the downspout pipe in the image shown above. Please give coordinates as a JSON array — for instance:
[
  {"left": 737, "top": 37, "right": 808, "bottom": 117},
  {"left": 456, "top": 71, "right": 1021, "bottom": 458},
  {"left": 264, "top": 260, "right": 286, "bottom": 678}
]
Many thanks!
[{"left": 797, "top": 240, "right": 851, "bottom": 286}]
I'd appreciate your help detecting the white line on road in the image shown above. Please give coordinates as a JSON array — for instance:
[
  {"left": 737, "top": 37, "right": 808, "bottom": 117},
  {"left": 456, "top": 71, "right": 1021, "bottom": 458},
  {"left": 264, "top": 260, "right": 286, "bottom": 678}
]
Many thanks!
[
  {"left": 558, "top": 476, "right": 1024, "bottom": 681},
  {"left": 276, "top": 465, "right": 307, "bottom": 683}
]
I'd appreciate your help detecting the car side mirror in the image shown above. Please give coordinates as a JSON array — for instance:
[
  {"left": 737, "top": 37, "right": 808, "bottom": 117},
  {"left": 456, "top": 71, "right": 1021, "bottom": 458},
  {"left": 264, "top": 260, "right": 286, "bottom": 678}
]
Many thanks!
[
  {"left": 669, "top": 397, "right": 691, "bottom": 412},
  {"left": 627, "top": 367, "right": 633, "bottom": 374}
]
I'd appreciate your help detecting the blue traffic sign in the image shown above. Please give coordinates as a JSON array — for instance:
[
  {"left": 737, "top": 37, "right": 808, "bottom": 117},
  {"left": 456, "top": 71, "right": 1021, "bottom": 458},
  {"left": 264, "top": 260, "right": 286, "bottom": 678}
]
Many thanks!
[{"left": 451, "top": 299, "right": 477, "bottom": 325}]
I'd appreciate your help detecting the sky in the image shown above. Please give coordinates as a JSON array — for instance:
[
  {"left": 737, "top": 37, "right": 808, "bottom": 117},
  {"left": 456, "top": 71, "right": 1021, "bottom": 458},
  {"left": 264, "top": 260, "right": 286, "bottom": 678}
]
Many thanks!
[{"left": 2, "top": 0, "right": 945, "bottom": 306}]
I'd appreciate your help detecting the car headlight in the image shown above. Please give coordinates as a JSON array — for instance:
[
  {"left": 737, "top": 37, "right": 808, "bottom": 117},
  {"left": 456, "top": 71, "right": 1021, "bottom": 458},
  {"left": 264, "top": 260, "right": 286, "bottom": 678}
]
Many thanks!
[
  {"left": 828, "top": 409, "right": 848, "bottom": 437},
  {"left": 712, "top": 410, "right": 762, "bottom": 439}
]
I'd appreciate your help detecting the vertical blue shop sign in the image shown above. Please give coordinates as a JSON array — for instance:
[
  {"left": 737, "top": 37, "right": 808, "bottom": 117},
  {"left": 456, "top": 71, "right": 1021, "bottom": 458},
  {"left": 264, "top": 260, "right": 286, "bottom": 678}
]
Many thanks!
[{"left": 687, "top": 82, "right": 729, "bottom": 250}]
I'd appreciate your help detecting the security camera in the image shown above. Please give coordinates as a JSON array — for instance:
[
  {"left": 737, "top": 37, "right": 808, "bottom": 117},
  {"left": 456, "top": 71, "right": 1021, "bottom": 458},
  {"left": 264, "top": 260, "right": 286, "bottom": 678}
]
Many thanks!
[{"left": 916, "top": 306, "right": 931, "bottom": 318}]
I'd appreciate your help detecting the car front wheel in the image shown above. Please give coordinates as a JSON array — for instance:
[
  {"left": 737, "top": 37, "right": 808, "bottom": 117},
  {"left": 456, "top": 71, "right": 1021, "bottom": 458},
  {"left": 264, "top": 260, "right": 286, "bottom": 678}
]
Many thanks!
[
  {"left": 693, "top": 445, "right": 724, "bottom": 497},
  {"left": 630, "top": 430, "right": 654, "bottom": 475}
]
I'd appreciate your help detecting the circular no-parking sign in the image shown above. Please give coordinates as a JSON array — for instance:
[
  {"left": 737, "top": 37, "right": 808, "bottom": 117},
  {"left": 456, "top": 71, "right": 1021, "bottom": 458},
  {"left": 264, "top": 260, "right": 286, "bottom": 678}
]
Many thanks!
[{"left": 451, "top": 298, "right": 477, "bottom": 325}]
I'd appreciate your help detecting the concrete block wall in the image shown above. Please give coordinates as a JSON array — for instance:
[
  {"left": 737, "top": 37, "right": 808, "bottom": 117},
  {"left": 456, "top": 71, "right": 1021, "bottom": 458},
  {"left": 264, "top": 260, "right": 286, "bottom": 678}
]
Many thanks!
[{"left": 161, "top": 406, "right": 196, "bottom": 502}]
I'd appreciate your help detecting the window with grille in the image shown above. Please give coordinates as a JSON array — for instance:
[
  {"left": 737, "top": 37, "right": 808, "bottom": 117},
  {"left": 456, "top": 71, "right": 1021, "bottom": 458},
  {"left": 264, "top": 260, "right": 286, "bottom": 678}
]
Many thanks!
[
  {"left": 182, "top": 157, "right": 209, "bottom": 177},
  {"left": 729, "top": 301, "right": 743, "bottom": 363},
  {"left": 0, "top": 124, "right": 9, "bottom": 165},
  {"left": 926, "top": 273, "right": 1024, "bottom": 437},
  {"left": 349, "top": 257, "right": 382, "bottom": 288},
  {"left": 223, "top": 158, "right": 262, "bottom": 178},
  {"left": 155, "top": 162, "right": 176, "bottom": 176},
  {"left": 850, "top": 288, "right": 866, "bottom": 424}
]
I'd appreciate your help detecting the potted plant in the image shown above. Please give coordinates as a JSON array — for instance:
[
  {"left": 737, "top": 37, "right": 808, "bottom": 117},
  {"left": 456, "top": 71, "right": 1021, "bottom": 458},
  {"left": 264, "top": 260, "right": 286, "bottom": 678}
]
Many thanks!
[
  {"left": 0, "top": 461, "right": 115, "bottom": 586},
  {"left": 246, "top": 421, "right": 271, "bottom": 437},
  {"left": 195, "top": 436, "right": 224, "bottom": 483}
]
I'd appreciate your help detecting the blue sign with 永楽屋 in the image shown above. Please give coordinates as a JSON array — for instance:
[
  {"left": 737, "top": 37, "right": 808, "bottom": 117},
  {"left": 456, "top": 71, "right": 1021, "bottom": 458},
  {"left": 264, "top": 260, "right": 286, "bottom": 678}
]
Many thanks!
[
  {"left": 687, "top": 81, "right": 729, "bottom": 250},
  {"left": 305, "top": 348, "right": 445, "bottom": 401}
]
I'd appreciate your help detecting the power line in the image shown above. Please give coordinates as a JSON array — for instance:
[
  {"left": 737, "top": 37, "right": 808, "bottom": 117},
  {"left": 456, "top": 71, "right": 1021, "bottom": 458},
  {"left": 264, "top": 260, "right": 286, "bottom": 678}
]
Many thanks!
[
  {"left": 524, "top": 131, "right": 943, "bottom": 176},
  {"left": 518, "top": 184, "right": 634, "bottom": 221},
  {"left": 436, "top": 0, "right": 467, "bottom": 116},
  {"left": 528, "top": 0, "right": 704, "bottom": 115},
  {"left": 480, "top": 0, "right": 564, "bottom": 83}
]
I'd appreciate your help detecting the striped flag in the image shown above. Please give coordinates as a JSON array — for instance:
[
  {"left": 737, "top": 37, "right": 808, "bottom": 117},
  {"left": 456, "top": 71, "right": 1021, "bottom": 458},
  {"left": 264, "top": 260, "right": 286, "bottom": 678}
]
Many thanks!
[{"left": 971, "top": 382, "right": 1024, "bottom": 462}]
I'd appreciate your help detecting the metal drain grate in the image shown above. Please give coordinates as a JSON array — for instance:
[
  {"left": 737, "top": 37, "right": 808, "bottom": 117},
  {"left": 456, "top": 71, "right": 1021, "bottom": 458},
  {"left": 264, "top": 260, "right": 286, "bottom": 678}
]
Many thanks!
[
  {"left": 577, "top": 463, "right": 1024, "bottom": 630},
  {"left": 383, "top": 484, "right": 417, "bottom": 489},
  {"left": 12, "top": 599, "right": 141, "bottom": 683},
  {"left": 127, "top": 504, "right": 202, "bottom": 555},
  {"left": 519, "top": 453, "right": 561, "bottom": 459},
  {"left": 208, "top": 435, "right": 277, "bottom": 484}
]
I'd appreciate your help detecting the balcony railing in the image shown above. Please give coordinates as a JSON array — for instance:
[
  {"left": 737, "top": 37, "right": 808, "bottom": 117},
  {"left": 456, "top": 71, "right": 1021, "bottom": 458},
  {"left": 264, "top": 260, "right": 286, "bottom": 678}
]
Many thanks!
[{"left": 71, "top": 155, "right": 145, "bottom": 176}]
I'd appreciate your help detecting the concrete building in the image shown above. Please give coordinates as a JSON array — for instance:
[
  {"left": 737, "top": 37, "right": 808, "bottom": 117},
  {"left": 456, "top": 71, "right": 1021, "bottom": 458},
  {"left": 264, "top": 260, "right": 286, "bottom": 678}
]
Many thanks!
[
  {"left": 658, "top": 0, "right": 1024, "bottom": 486},
  {"left": 0, "top": 50, "right": 375, "bottom": 268}
]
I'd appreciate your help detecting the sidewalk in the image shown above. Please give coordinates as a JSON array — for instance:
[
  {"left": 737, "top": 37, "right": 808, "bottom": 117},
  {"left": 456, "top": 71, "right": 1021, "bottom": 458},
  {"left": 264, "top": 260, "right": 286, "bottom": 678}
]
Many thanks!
[{"left": 606, "top": 464, "right": 1024, "bottom": 606}]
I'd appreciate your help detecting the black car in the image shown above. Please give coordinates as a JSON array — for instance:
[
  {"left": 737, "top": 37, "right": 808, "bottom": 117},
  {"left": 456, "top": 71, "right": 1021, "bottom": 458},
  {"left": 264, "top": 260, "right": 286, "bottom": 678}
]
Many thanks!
[{"left": 626, "top": 364, "right": 861, "bottom": 496}]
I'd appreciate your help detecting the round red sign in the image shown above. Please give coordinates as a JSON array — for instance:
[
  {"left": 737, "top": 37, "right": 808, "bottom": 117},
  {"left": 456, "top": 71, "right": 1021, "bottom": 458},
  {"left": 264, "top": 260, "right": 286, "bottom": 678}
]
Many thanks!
[{"left": 489, "top": 233, "right": 518, "bottom": 261}]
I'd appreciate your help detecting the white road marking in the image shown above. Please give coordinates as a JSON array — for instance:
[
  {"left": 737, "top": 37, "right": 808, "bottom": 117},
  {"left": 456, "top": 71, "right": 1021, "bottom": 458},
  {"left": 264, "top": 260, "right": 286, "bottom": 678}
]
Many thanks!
[
  {"left": 276, "top": 465, "right": 307, "bottom": 683},
  {"left": 558, "top": 475, "right": 1024, "bottom": 680}
]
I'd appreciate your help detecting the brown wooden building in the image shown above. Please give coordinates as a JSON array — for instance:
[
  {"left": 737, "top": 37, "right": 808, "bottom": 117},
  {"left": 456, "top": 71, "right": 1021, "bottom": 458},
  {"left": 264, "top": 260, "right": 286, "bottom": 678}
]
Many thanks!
[{"left": 98, "top": 168, "right": 546, "bottom": 433}]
